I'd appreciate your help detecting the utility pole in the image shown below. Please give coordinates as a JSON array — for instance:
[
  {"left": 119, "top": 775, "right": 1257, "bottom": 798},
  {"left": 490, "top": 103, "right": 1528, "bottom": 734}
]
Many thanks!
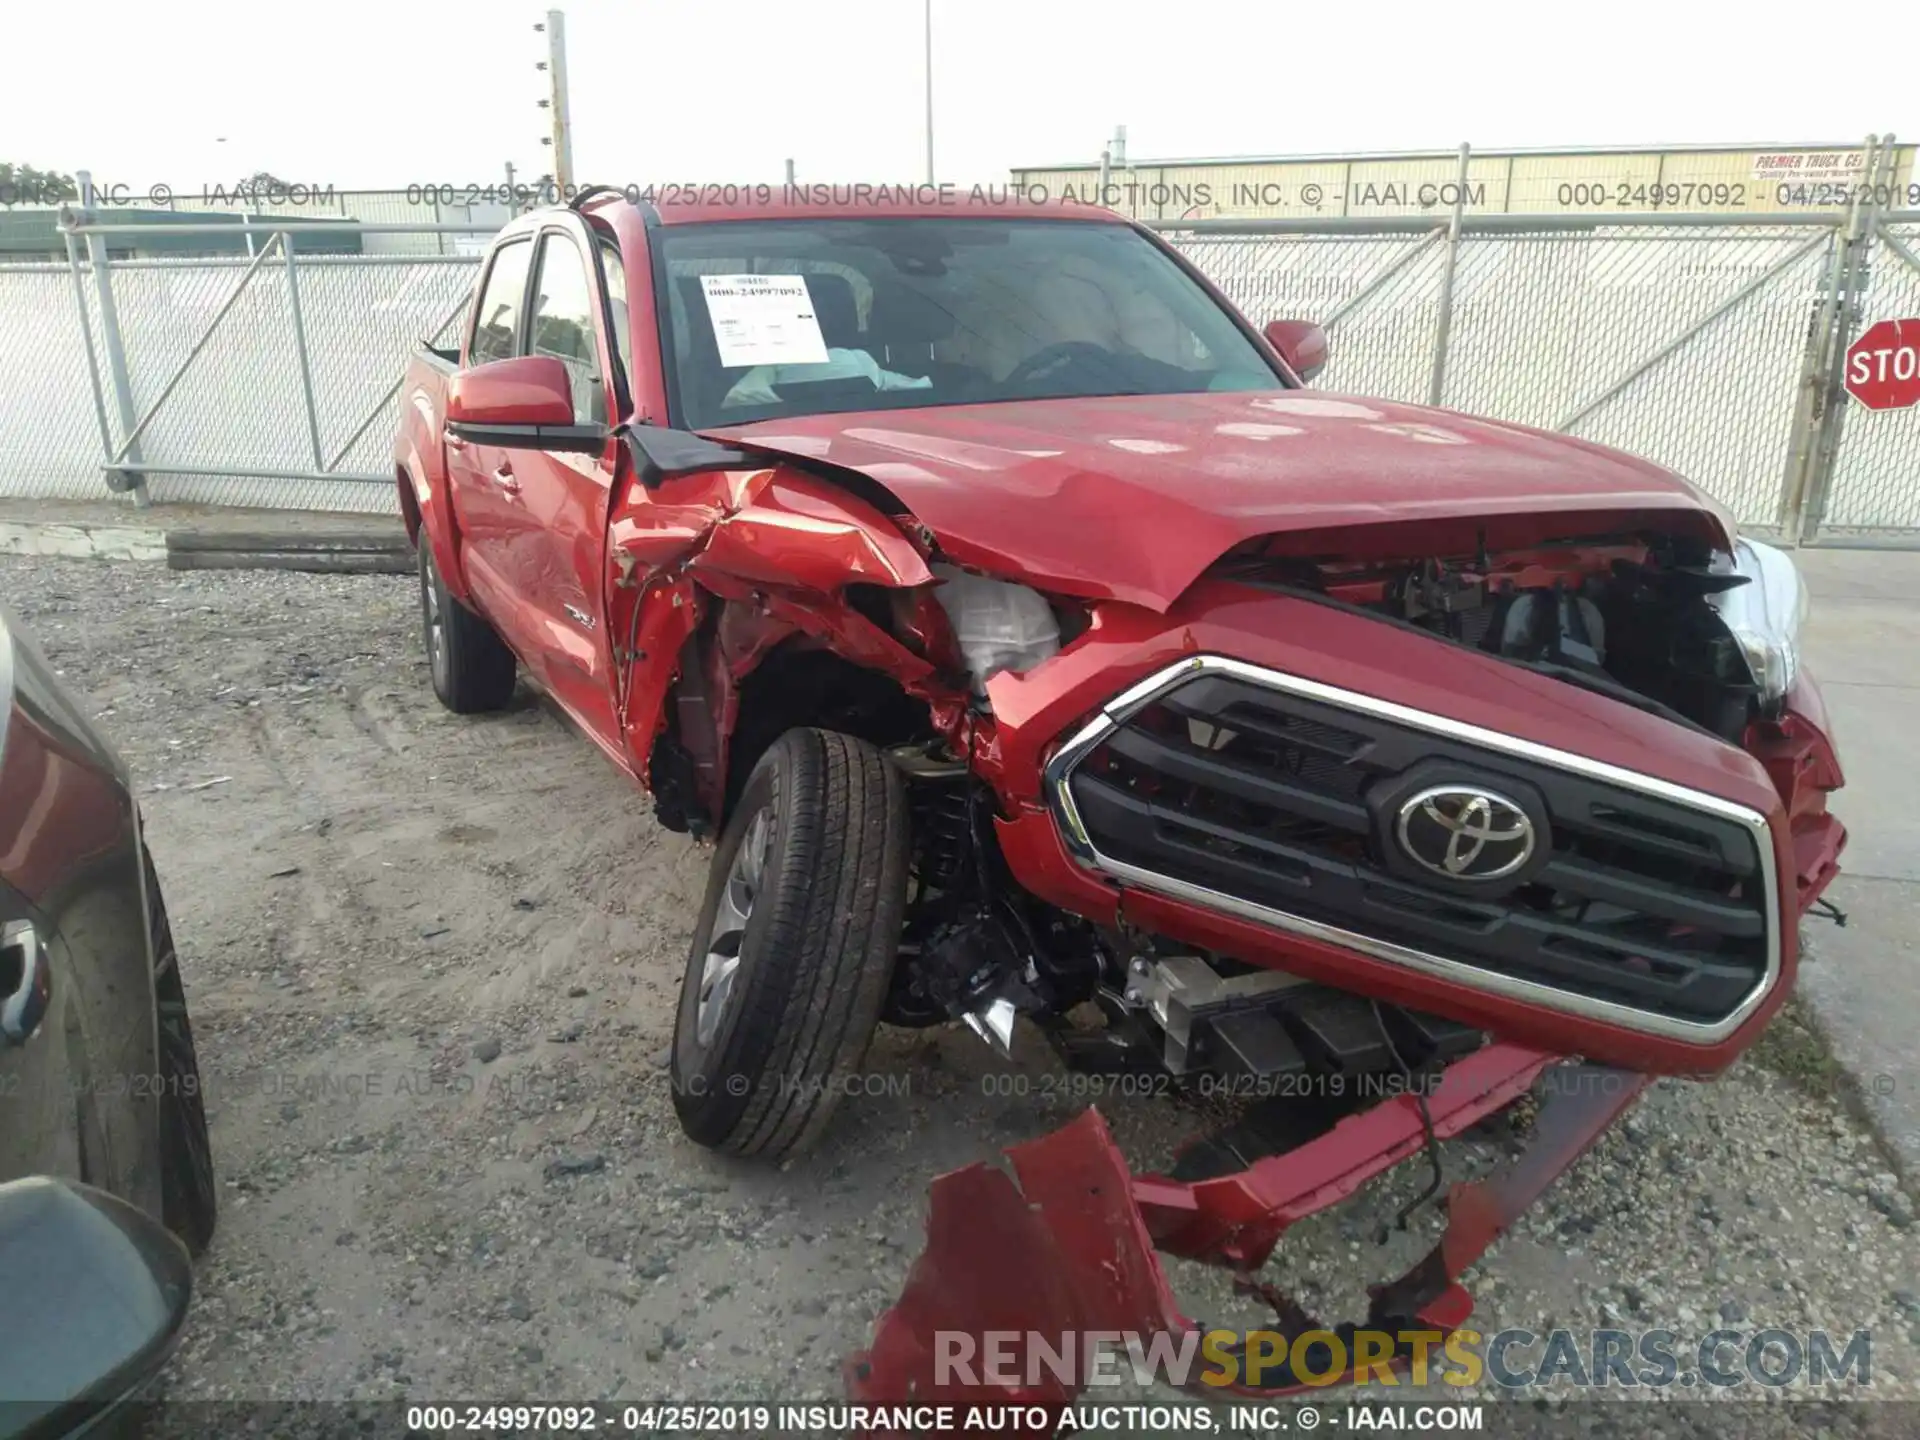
[
  {"left": 923, "top": 0, "right": 934, "bottom": 184},
  {"left": 536, "top": 10, "right": 575, "bottom": 197},
  {"left": 1428, "top": 141, "right": 1472, "bottom": 407},
  {"left": 1099, "top": 125, "right": 1127, "bottom": 206}
]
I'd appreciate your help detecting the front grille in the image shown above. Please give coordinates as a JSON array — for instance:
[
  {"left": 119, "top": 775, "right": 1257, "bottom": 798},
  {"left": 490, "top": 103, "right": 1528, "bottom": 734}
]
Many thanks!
[{"left": 1053, "top": 665, "right": 1776, "bottom": 1032}]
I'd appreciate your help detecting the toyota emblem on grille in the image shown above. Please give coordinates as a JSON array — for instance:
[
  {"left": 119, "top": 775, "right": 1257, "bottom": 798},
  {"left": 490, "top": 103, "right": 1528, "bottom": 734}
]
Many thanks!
[{"left": 1395, "top": 785, "right": 1536, "bottom": 880}]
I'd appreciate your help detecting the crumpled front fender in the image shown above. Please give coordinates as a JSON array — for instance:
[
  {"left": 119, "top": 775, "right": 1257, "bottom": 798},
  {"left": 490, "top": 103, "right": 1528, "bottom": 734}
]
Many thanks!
[
  {"left": 846, "top": 1045, "right": 1647, "bottom": 1434},
  {"left": 690, "top": 469, "right": 934, "bottom": 593}
]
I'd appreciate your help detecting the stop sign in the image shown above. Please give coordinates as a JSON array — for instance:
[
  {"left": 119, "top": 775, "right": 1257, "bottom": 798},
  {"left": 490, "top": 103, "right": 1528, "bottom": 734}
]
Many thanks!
[{"left": 1845, "top": 318, "right": 1920, "bottom": 410}]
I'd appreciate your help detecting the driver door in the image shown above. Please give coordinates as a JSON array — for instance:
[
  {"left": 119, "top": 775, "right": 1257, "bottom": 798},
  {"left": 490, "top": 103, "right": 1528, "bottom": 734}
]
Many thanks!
[{"left": 506, "top": 227, "right": 624, "bottom": 746}]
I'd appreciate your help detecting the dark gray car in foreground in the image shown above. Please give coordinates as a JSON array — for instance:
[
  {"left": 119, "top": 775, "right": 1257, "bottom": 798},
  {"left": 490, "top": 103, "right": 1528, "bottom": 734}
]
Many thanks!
[{"left": 0, "top": 610, "right": 213, "bottom": 1434}]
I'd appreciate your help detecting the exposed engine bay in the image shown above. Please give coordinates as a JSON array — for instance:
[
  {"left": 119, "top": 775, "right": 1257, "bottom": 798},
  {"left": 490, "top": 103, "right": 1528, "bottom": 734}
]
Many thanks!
[
  {"left": 921, "top": 523, "right": 1808, "bottom": 745},
  {"left": 882, "top": 525, "right": 1818, "bottom": 1131},
  {"left": 1214, "top": 528, "right": 1807, "bottom": 743}
]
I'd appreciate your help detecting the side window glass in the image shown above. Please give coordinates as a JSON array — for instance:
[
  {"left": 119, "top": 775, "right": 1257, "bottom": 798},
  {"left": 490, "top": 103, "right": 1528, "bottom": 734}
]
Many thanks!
[
  {"left": 529, "top": 235, "right": 605, "bottom": 425},
  {"left": 468, "top": 239, "right": 533, "bottom": 367}
]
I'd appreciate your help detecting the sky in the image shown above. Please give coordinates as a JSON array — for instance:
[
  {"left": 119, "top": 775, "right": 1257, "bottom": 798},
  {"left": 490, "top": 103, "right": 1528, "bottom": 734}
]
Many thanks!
[{"left": 3, "top": 0, "right": 1913, "bottom": 193}]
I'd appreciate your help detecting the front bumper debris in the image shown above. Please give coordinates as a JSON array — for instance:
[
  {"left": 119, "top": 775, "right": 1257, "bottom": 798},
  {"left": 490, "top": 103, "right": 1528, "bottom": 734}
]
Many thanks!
[{"left": 845, "top": 1042, "right": 1648, "bottom": 1433}]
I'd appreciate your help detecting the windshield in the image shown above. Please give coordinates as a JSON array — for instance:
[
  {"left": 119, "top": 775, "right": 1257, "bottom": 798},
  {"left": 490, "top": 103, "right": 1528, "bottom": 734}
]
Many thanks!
[{"left": 653, "top": 218, "right": 1283, "bottom": 429}]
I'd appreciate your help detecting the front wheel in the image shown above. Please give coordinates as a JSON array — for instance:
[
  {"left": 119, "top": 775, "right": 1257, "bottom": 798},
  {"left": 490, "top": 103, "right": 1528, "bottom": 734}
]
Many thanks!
[{"left": 670, "top": 728, "right": 909, "bottom": 1160}]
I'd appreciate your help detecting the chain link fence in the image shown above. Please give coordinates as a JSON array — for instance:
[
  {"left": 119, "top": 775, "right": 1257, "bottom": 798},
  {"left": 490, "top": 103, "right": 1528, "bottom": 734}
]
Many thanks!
[
  {"left": 1447, "top": 227, "right": 1831, "bottom": 530},
  {"left": 0, "top": 224, "right": 484, "bottom": 514},
  {"left": 1164, "top": 211, "right": 1918, "bottom": 543},
  {"left": 0, "top": 261, "right": 113, "bottom": 499},
  {"left": 1166, "top": 219, "right": 1852, "bottom": 536},
  {"left": 1170, "top": 231, "right": 1446, "bottom": 403},
  {"left": 78, "top": 254, "right": 474, "bottom": 510},
  {"left": 2, "top": 210, "right": 1917, "bottom": 545}
]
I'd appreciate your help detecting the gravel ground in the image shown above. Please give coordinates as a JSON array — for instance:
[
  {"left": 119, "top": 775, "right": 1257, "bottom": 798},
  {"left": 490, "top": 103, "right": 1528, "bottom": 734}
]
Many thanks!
[{"left": 4, "top": 553, "right": 1917, "bottom": 1433}]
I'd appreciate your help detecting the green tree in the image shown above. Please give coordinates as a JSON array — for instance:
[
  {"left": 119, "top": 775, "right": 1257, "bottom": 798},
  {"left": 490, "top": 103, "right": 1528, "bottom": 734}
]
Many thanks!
[
  {"left": 237, "top": 171, "right": 293, "bottom": 199},
  {"left": 0, "top": 163, "right": 79, "bottom": 206}
]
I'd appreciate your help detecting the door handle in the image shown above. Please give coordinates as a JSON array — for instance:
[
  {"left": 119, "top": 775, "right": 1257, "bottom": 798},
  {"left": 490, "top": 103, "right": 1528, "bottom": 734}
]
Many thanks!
[
  {"left": 492, "top": 464, "right": 521, "bottom": 496},
  {"left": 0, "top": 919, "right": 50, "bottom": 1046}
]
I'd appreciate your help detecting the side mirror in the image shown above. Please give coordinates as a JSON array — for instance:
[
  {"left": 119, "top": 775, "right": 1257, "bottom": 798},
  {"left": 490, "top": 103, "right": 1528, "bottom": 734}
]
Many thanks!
[
  {"left": 0, "top": 1177, "right": 193, "bottom": 1439},
  {"left": 1263, "top": 319, "right": 1328, "bottom": 383},
  {"left": 447, "top": 356, "right": 606, "bottom": 454},
  {"left": 448, "top": 355, "right": 575, "bottom": 427}
]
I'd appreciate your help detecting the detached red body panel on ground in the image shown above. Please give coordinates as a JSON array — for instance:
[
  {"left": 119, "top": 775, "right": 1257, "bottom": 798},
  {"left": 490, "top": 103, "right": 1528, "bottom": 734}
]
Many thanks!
[{"left": 846, "top": 1049, "right": 1649, "bottom": 1430}]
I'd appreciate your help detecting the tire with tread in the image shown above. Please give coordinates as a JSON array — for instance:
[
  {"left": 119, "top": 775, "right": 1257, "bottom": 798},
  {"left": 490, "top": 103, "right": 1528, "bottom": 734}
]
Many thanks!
[
  {"left": 418, "top": 539, "right": 516, "bottom": 713},
  {"left": 147, "top": 846, "right": 216, "bottom": 1256},
  {"left": 671, "top": 728, "right": 909, "bottom": 1159}
]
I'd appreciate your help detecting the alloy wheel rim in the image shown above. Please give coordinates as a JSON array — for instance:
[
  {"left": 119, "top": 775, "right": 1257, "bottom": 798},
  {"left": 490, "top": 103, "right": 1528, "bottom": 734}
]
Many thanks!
[
  {"left": 696, "top": 807, "right": 772, "bottom": 1048},
  {"left": 420, "top": 552, "right": 447, "bottom": 686}
]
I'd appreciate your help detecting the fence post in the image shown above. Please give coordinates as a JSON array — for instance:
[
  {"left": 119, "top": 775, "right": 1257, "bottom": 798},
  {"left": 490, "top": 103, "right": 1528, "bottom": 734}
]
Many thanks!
[
  {"left": 280, "top": 233, "right": 326, "bottom": 470},
  {"left": 61, "top": 228, "right": 117, "bottom": 466},
  {"left": 1800, "top": 134, "right": 1896, "bottom": 542},
  {"left": 1427, "top": 142, "right": 1471, "bottom": 406},
  {"left": 76, "top": 169, "right": 148, "bottom": 504},
  {"left": 1777, "top": 217, "right": 1851, "bottom": 542}
]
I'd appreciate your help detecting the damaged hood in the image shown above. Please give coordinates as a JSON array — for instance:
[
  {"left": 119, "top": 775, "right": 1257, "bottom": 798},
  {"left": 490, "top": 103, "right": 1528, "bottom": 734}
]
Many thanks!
[{"left": 714, "top": 389, "right": 1733, "bottom": 611}]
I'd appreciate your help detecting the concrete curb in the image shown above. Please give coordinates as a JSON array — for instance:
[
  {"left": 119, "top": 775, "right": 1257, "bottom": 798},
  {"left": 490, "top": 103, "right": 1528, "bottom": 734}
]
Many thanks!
[
  {"left": 0, "top": 519, "right": 169, "bottom": 563},
  {"left": 0, "top": 517, "right": 411, "bottom": 574}
]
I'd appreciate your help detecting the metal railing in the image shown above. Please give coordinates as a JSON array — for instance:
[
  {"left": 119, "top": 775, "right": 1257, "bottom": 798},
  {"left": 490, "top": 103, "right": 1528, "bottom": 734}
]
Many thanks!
[{"left": 2, "top": 195, "right": 1917, "bottom": 543}]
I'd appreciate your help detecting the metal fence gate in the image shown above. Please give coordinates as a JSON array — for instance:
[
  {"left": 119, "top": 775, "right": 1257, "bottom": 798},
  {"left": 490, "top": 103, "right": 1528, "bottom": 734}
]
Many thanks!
[
  {"left": 2, "top": 221, "right": 490, "bottom": 514},
  {"left": 1166, "top": 204, "right": 1920, "bottom": 546},
  {"left": 1169, "top": 217, "right": 1840, "bottom": 536},
  {"left": 3, "top": 204, "right": 1918, "bottom": 542}
]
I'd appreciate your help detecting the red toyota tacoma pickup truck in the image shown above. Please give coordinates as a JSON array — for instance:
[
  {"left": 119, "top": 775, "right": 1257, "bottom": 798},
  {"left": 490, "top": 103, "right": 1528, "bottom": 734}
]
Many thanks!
[{"left": 396, "top": 192, "right": 1844, "bottom": 1382}]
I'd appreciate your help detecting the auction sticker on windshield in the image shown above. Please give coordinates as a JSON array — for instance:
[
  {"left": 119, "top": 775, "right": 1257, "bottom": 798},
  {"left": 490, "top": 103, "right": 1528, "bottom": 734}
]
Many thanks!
[{"left": 699, "top": 274, "right": 830, "bottom": 368}]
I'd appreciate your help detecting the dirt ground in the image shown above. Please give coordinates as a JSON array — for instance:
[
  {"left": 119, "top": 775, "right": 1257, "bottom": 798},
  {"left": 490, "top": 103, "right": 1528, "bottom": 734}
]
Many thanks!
[{"left": 6, "top": 554, "right": 1920, "bottom": 1431}]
